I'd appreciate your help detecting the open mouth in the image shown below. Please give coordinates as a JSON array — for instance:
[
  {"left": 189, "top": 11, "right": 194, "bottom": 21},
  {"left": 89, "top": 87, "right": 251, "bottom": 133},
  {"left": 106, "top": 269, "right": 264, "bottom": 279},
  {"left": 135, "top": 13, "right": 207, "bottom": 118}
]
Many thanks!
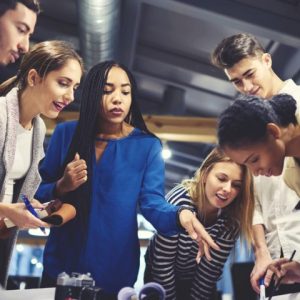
[
  {"left": 216, "top": 194, "right": 228, "bottom": 202},
  {"left": 53, "top": 101, "right": 66, "bottom": 111}
]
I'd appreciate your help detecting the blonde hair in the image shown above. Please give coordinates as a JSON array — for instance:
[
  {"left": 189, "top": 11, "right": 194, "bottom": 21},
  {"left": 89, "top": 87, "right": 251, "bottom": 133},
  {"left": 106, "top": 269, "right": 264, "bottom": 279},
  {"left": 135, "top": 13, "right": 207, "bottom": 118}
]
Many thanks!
[
  {"left": 0, "top": 40, "right": 84, "bottom": 96},
  {"left": 182, "top": 147, "right": 254, "bottom": 244}
]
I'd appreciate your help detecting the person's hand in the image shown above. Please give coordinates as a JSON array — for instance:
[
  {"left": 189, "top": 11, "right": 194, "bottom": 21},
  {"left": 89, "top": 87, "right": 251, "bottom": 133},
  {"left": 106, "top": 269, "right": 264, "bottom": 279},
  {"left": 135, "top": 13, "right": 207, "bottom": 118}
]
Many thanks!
[
  {"left": 250, "top": 251, "right": 273, "bottom": 293},
  {"left": 30, "top": 198, "right": 47, "bottom": 209},
  {"left": 55, "top": 153, "right": 87, "bottom": 197},
  {"left": 178, "top": 209, "right": 220, "bottom": 261},
  {"left": 2, "top": 203, "right": 49, "bottom": 229},
  {"left": 266, "top": 259, "right": 300, "bottom": 285}
]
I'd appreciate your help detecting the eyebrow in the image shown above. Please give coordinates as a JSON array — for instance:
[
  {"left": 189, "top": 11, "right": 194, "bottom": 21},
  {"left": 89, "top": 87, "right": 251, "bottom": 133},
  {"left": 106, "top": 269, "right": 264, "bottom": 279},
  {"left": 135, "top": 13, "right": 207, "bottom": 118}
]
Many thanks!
[
  {"left": 229, "top": 69, "right": 254, "bottom": 82},
  {"left": 59, "top": 76, "right": 80, "bottom": 86},
  {"left": 17, "top": 21, "right": 32, "bottom": 33},
  {"left": 105, "top": 83, "right": 131, "bottom": 88},
  {"left": 242, "top": 153, "right": 254, "bottom": 164}
]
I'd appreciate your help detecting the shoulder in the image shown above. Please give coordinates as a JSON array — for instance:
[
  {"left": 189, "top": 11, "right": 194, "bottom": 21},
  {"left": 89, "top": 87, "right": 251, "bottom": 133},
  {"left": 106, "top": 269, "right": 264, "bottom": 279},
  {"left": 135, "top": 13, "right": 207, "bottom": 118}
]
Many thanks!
[
  {"left": 280, "top": 80, "right": 300, "bottom": 104},
  {"left": 129, "top": 128, "right": 162, "bottom": 151},
  {"left": 0, "top": 99, "right": 7, "bottom": 118},
  {"left": 0, "top": 91, "right": 12, "bottom": 116},
  {"left": 166, "top": 185, "right": 195, "bottom": 207},
  {"left": 132, "top": 128, "right": 160, "bottom": 141},
  {"left": 54, "top": 120, "right": 78, "bottom": 135},
  {"left": 35, "top": 115, "right": 46, "bottom": 135}
]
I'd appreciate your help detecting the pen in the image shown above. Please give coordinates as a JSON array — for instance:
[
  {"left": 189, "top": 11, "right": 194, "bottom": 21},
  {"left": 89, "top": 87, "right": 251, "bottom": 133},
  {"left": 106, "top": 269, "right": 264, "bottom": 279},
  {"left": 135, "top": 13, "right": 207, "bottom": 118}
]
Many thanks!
[
  {"left": 21, "top": 194, "right": 46, "bottom": 234},
  {"left": 268, "top": 250, "right": 297, "bottom": 300},
  {"left": 259, "top": 278, "right": 266, "bottom": 300}
]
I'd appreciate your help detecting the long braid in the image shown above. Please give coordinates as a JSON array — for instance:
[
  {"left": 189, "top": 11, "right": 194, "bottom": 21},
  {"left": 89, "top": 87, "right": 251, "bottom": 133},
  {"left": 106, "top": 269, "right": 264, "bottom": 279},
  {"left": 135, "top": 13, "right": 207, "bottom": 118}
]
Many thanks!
[{"left": 59, "top": 61, "right": 159, "bottom": 231}]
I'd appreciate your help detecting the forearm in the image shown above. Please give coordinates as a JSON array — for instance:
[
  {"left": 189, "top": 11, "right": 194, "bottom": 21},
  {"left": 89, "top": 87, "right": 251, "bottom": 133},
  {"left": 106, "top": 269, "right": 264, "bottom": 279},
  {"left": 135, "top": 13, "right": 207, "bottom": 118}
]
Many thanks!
[
  {"left": 0, "top": 203, "right": 9, "bottom": 218},
  {"left": 252, "top": 224, "right": 271, "bottom": 260},
  {"left": 53, "top": 179, "right": 68, "bottom": 198}
]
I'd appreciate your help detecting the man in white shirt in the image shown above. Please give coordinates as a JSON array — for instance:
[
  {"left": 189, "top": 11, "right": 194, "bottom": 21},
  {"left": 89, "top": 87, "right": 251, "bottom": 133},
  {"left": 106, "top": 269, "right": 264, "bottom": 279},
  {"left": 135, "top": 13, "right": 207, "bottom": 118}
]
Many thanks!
[{"left": 211, "top": 33, "right": 300, "bottom": 295}]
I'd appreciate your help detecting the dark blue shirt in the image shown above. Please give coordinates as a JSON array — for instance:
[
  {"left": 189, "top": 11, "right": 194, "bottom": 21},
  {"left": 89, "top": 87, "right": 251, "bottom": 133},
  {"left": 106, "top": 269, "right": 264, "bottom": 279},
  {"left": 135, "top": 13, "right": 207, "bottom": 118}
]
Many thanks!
[{"left": 35, "top": 121, "right": 179, "bottom": 294}]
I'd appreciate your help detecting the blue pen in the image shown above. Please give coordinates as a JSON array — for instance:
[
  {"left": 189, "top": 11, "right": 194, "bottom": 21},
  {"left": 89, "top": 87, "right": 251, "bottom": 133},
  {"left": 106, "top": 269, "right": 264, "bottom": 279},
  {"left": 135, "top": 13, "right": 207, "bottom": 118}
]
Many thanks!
[
  {"left": 259, "top": 278, "right": 266, "bottom": 300},
  {"left": 21, "top": 194, "right": 46, "bottom": 234}
]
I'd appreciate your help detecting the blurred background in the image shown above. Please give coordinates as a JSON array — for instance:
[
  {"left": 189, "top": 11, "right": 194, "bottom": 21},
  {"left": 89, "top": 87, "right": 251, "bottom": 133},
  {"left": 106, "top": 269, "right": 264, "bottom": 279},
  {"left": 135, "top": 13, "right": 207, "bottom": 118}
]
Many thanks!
[{"left": 2, "top": 0, "right": 300, "bottom": 298}]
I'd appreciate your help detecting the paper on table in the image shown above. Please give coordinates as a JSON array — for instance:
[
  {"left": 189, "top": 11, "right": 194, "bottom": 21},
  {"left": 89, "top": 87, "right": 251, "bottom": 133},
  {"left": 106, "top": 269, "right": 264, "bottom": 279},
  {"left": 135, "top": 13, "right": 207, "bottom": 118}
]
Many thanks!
[{"left": 272, "top": 293, "right": 300, "bottom": 299}]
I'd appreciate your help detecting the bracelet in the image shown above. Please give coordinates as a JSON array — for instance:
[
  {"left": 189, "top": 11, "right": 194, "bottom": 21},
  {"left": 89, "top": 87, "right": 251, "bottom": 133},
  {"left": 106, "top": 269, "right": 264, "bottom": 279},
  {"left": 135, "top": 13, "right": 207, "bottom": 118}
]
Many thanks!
[{"left": 176, "top": 206, "right": 196, "bottom": 232}]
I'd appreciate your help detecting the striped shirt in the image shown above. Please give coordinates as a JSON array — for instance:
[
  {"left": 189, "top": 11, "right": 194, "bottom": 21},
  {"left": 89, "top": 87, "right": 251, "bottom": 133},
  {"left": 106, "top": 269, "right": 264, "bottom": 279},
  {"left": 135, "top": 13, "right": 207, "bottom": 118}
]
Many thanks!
[{"left": 145, "top": 185, "right": 239, "bottom": 300}]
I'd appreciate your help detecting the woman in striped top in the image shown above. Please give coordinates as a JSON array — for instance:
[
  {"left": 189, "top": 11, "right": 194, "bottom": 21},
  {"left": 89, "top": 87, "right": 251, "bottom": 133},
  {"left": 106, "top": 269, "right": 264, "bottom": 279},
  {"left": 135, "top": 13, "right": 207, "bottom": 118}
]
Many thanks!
[{"left": 144, "top": 147, "right": 254, "bottom": 299}]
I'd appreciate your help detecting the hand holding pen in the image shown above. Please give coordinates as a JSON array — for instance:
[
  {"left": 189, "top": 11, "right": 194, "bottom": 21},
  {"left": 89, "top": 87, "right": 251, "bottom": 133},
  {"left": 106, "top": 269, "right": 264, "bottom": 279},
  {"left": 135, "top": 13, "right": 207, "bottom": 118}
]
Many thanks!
[
  {"left": 20, "top": 194, "right": 47, "bottom": 234},
  {"left": 266, "top": 250, "right": 297, "bottom": 300}
]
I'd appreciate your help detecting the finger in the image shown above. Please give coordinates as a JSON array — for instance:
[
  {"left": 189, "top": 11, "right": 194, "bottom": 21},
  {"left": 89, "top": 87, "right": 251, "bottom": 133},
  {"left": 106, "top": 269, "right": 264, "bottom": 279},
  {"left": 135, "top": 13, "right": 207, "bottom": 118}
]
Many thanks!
[
  {"left": 183, "top": 221, "right": 198, "bottom": 240},
  {"left": 282, "top": 261, "right": 297, "bottom": 271},
  {"left": 264, "top": 269, "right": 274, "bottom": 287},
  {"left": 73, "top": 169, "right": 88, "bottom": 180},
  {"left": 73, "top": 163, "right": 88, "bottom": 173},
  {"left": 192, "top": 219, "right": 220, "bottom": 250},
  {"left": 30, "top": 199, "right": 45, "bottom": 209},
  {"left": 23, "top": 215, "right": 49, "bottom": 228},
  {"left": 268, "top": 265, "right": 282, "bottom": 281},
  {"left": 203, "top": 240, "right": 212, "bottom": 261},
  {"left": 196, "top": 251, "right": 202, "bottom": 264},
  {"left": 250, "top": 276, "right": 260, "bottom": 294},
  {"left": 75, "top": 152, "right": 80, "bottom": 160},
  {"left": 76, "top": 176, "right": 88, "bottom": 186},
  {"left": 196, "top": 240, "right": 204, "bottom": 264},
  {"left": 69, "top": 159, "right": 87, "bottom": 169}
]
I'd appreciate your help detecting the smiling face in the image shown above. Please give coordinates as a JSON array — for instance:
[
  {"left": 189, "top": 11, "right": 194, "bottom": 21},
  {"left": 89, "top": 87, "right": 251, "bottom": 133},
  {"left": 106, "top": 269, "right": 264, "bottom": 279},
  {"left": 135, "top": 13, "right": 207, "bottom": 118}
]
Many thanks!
[
  {"left": 224, "top": 54, "right": 277, "bottom": 99},
  {"left": 0, "top": 3, "right": 37, "bottom": 65},
  {"left": 100, "top": 66, "right": 132, "bottom": 128},
  {"left": 204, "top": 161, "right": 243, "bottom": 211},
  {"left": 223, "top": 133, "right": 286, "bottom": 177},
  {"left": 31, "top": 58, "right": 82, "bottom": 119}
]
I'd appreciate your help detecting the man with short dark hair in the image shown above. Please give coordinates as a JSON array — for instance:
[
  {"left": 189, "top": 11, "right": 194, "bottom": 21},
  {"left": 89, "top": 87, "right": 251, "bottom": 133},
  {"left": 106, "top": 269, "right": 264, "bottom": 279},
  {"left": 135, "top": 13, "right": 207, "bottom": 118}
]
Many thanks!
[
  {"left": 0, "top": 0, "right": 40, "bottom": 66},
  {"left": 212, "top": 33, "right": 300, "bottom": 295}
]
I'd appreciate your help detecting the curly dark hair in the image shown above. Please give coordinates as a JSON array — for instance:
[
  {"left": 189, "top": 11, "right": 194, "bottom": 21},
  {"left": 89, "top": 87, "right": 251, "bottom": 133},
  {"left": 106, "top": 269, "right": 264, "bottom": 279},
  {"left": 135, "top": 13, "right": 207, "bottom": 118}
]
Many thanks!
[{"left": 217, "top": 93, "right": 297, "bottom": 149}]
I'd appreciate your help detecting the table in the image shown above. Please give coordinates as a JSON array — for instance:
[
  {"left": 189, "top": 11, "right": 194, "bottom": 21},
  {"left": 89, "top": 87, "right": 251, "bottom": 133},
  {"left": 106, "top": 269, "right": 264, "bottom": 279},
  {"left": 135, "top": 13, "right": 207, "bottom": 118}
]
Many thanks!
[
  {"left": 273, "top": 293, "right": 300, "bottom": 300},
  {"left": 0, "top": 287, "right": 55, "bottom": 300}
]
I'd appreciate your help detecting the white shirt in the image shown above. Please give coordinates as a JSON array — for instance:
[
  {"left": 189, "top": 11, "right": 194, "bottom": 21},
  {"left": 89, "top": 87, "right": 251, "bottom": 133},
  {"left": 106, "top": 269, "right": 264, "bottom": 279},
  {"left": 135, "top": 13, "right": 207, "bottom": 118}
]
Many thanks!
[{"left": 252, "top": 79, "right": 300, "bottom": 261}]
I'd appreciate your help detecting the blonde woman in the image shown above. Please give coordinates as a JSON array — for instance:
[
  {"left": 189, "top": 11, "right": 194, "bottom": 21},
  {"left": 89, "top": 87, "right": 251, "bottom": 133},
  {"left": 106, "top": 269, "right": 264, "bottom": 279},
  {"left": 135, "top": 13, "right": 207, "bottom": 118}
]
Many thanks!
[{"left": 145, "top": 147, "right": 254, "bottom": 300}]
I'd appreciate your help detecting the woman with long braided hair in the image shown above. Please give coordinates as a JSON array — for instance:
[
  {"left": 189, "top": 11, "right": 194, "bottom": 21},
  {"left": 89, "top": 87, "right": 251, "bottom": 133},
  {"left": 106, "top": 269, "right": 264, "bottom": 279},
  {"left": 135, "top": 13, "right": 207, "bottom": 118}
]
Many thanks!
[{"left": 36, "top": 61, "right": 220, "bottom": 299}]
